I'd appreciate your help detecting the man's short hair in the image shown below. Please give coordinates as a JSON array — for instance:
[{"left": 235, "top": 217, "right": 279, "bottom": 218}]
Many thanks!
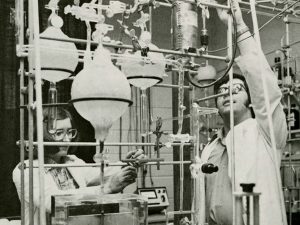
[{"left": 214, "top": 73, "right": 255, "bottom": 118}]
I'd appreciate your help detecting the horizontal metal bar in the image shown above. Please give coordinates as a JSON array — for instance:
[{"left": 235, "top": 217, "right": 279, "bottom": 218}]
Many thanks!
[
  {"left": 281, "top": 163, "right": 300, "bottom": 166},
  {"left": 17, "top": 141, "right": 193, "bottom": 147},
  {"left": 39, "top": 36, "right": 228, "bottom": 61},
  {"left": 27, "top": 160, "right": 192, "bottom": 168},
  {"left": 194, "top": 92, "right": 228, "bottom": 102},
  {"left": 240, "top": 1, "right": 292, "bottom": 14},
  {"left": 19, "top": 103, "right": 69, "bottom": 108},
  {"left": 166, "top": 210, "right": 194, "bottom": 215},
  {"left": 154, "top": 83, "right": 191, "bottom": 89},
  {"left": 158, "top": 0, "right": 294, "bottom": 19},
  {"left": 122, "top": 158, "right": 164, "bottom": 162},
  {"left": 157, "top": 0, "right": 230, "bottom": 10}
]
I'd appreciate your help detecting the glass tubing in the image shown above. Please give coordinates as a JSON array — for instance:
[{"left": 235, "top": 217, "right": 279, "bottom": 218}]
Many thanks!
[
  {"left": 16, "top": 0, "right": 293, "bottom": 225},
  {"left": 19, "top": 0, "right": 232, "bottom": 225}
]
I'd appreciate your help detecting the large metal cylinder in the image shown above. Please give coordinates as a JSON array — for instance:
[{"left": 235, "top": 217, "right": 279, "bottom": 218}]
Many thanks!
[{"left": 172, "top": 1, "right": 199, "bottom": 50}]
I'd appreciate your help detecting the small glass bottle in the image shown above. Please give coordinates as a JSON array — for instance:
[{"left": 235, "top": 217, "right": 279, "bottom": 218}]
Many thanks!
[
  {"left": 273, "top": 57, "right": 282, "bottom": 85},
  {"left": 47, "top": 82, "right": 57, "bottom": 134},
  {"left": 290, "top": 104, "right": 300, "bottom": 130}
]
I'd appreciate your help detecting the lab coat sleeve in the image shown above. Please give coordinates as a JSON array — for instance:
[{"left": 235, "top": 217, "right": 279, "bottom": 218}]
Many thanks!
[
  {"left": 67, "top": 155, "right": 122, "bottom": 188},
  {"left": 235, "top": 35, "right": 287, "bottom": 149}
]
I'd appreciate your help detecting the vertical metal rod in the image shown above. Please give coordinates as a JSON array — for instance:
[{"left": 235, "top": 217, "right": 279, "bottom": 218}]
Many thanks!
[
  {"left": 177, "top": 70, "right": 185, "bottom": 134},
  {"left": 179, "top": 143, "right": 184, "bottom": 211},
  {"left": 149, "top": 1, "right": 153, "bottom": 34},
  {"left": 287, "top": 95, "right": 292, "bottom": 225},
  {"left": 149, "top": 4, "right": 157, "bottom": 171},
  {"left": 246, "top": 196, "right": 250, "bottom": 225},
  {"left": 141, "top": 89, "right": 147, "bottom": 137},
  {"left": 285, "top": 14, "right": 292, "bottom": 225},
  {"left": 227, "top": 1, "right": 236, "bottom": 224},
  {"left": 135, "top": 87, "right": 142, "bottom": 187},
  {"left": 253, "top": 195, "right": 260, "bottom": 225},
  {"left": 32, "top": 0, "right": 46, "bottom": 224},
  {"left": 249, "top": 0, "right": 287, "bottom": 224},
  {"left": 27, "top": 0, "right": 35, "bottom": 224},
  {"left": 177, "top": 69, "right": 185, "bottom": 212},
  {"left": 141, "top": 89, "right": 147, "bottom": 187},
  {"left": 135, "top": 87, "right": 139, "bottom": 144},
  {"left": 99, "top": 141, "right": 105, "bottom": 194},
  {"left": 28, "top": 73, "right": 34, "bottom": 225},
  {"left": 285, "top": 15, "right": 291, "bottom": 85},
  {"left": 192, "top": 104, "right": 206, "bottom": 224},
  {"left": 17, "top": 0, "right": 25, "bottom": 224},
  {"left": 119, "top": 117, "right": 122, "bottom": 161},
  {"left": 235, "top": 196, "right": 243, "bottom": 225}
]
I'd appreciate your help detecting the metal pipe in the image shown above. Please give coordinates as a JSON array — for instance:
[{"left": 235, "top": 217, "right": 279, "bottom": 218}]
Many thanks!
[
  {"left": 227, "top": 3, "right": 236, "bottom": 225},
  {"left": 179, "top": 144, "right": 184, "bottom": 211},
  {"left": 122, "top": 158, "right": 164, "bottom": 163},
  {"left": 239, "top": 0, "right": 292, "bottom": 14},
  {"left": 157, "top": 0, "right": 295, "bottom": 18},
  {"left": 28, "top": 46, "right": 35, "bottom": 225},
  {"left": 191, "top": 104, "right": 205, "bottom": 224},
  {"left": 158, "top": 0, "right": 230, "bottom": 10},
  {"left": 154, "top": 83, "right": 191, "bottom": 89},
  {"left": 27, "top": 0, "right": 35, "bottom": 223},
  {"left": 166, "top": 210, "right": 194, "bottom": 215},
  {"left": 16, "top": 0, "right": 25, "bottom": 224},
  {"left": 30, "top": 160, "right": 193, "bottom": 168},
  {"left": 285, "top": 13, "right": 293, "bottom": 225},
  {"left": 250, "top": 0, "right": 287, "bottom": 224},
  {"left": 20, "top": 102, "right": 69, "bottom": 108},
  {"left": 32, "top": 0, "right": 46, "bottom": 224},
  {"left": 140, "top": 88, "right": 148, "bottom": 187},
  {"left": 194, "top": 92, "right": 228, "bottom": 103},
  {"left": 24, "top": 141, "right": 193, "bottom": 147},
  {"left": 39, "top": 36, "right": 228, "bottom": 61}
]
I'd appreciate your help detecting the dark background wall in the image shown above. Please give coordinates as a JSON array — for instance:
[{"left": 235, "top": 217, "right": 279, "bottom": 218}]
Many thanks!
[
  {"left": 0, "top": 0, "right": 95, "bottom": 217},
  {"left": 0, "top": 0, "right": 21, "bottom": 217}
]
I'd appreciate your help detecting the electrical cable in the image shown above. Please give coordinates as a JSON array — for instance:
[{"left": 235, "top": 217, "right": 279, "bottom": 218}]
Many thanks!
[
  {"left": 186, "top": 1, "right": 238, "bottom": 88},
  {"left": 208, "top": 0, "right": 300, "bottom": 54}
]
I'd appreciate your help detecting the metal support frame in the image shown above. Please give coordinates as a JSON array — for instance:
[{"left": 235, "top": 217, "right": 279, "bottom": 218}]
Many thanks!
[
  {"left": 15, "top": 0, "right": 233, "bottom": 224},
  {"left": 15, "top": 0, "right": 298, "bottom": 224}
]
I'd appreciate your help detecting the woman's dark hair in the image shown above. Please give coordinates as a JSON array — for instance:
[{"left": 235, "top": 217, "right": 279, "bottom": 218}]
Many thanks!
[
  {"left": 29, "top": 107, "right": 75, "bottom": 158},
  {"left": 214, "top": 73, "right": 255, "bottom": 118}
]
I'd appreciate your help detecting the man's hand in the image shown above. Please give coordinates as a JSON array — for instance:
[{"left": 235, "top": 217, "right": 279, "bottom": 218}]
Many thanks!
[
  {"left": 107, "top": 166, "right": 137, "bottom": 193},
  {"left": 213, "top": 0, "right": 246, "bottom": 28},
  {"left": 126, "top": 149, "right": 147, "bottom": 168}
]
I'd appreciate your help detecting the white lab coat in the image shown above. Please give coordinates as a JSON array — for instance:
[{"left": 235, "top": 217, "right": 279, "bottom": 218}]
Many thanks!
[
  {"left": 201, "top": 49, "right": 287, "bottom": 225},
  {"left": 12, "top": 155, "right": 120, "bottom": 225}
]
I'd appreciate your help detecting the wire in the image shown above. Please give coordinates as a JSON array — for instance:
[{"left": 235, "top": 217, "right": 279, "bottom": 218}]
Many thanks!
[
  {"left": 186, "top": 1, "right": 238, "bottom": 88},
  {"left": 208, "top": 0, "right": 300, "bottom": 54},
  {"left": 265, "top": 39, "right": 300, "bottom": 56}
]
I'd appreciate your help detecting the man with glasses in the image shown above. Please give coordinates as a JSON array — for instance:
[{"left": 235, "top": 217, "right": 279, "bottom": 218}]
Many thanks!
[
  {"left": 13, "top": 107, "right": 145, "bottom": 225},
  {"left": 200, "top": 1, "right": 287, "bottom": 225}
]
